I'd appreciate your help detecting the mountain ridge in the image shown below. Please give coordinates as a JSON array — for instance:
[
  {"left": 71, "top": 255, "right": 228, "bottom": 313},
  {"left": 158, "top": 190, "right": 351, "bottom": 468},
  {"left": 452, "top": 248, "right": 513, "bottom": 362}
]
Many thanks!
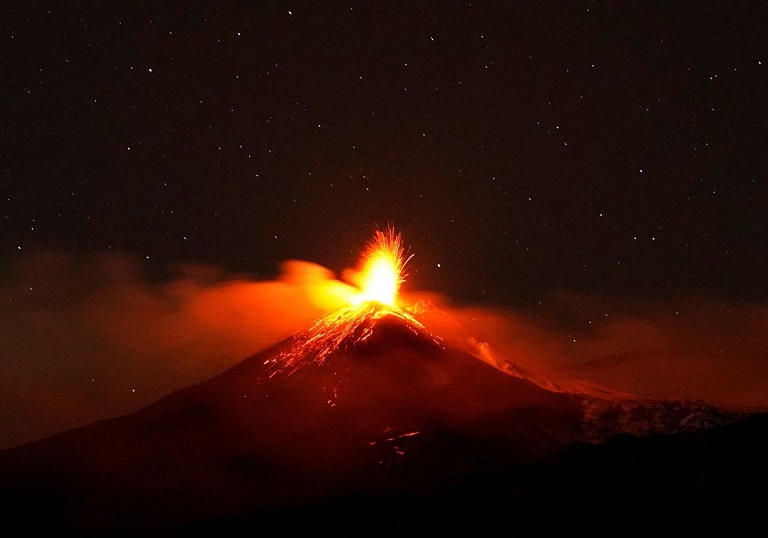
[{"left": 0, "top": 300, "right": 764, "bottom": 535}]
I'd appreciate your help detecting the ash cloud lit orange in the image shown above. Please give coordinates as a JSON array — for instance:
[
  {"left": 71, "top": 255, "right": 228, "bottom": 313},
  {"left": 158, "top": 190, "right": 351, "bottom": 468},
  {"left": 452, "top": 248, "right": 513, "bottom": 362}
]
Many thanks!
[
  {"left": 439, "top": 292, "right": 768, "bottom": 410},
  {"left": 0, "top": 249, "right": 355, "bottom": 449}
]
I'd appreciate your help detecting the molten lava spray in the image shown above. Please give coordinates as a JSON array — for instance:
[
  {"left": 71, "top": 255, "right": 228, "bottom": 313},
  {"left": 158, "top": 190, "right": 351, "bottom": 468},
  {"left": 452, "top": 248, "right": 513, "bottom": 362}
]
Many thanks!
[{"left": 353, "top": 227, "right": 412, "bottom": 307}]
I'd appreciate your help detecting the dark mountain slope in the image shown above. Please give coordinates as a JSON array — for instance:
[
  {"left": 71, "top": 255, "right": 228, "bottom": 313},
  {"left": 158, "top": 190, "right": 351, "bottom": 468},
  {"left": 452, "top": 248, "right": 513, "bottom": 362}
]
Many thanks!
[{"left": 0, "top": 302, "right": 762, "bottom": 536}]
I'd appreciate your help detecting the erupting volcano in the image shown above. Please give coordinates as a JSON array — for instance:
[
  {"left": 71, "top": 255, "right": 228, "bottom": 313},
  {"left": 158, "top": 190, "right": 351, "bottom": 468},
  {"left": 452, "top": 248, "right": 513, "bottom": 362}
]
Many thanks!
[
  {"left": 267, "top": 227, "right": 434, "bottom": 377},
  {"left": 0, "top": 228, "right": 766, "bottom": 535}
]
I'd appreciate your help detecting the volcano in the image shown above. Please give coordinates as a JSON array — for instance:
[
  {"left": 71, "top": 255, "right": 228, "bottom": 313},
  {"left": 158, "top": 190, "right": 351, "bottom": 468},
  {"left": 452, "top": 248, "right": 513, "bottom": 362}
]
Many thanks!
[{"left": 1, "top": 299, "right": 766, "bottom": 535}]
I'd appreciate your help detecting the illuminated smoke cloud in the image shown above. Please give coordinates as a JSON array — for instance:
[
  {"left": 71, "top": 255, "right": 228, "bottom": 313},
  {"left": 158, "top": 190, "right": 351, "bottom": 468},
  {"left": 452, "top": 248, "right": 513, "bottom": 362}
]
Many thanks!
[
  {"left": 441, "top": 291, "right": 768, "bottom": 409},
  {"left": 0, "top": 249, "right": 354, "bottom": 448}
]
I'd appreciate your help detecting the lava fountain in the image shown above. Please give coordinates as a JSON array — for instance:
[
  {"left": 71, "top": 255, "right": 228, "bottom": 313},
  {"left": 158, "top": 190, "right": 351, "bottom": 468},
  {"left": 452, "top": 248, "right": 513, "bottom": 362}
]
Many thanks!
[
  {"left": 353, "top": 228, "right": 413, "bottom": 307},
  {"left": 266, "top": 227, "right": 438, "bottom": 377}
]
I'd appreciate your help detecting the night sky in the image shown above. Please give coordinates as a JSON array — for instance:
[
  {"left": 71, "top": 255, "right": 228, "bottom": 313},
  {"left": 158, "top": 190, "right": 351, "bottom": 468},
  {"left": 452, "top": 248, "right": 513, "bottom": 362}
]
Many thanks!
[
  {"left": 2, "top": 2, "right": 768, "bottom": 449},
  {"left": 4, "top": 1, "right": 766, "bottom": 306}
]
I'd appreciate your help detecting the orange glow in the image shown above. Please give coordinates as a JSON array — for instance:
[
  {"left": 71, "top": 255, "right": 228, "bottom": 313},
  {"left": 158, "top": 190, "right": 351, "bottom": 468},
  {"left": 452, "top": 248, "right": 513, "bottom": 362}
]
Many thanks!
[
  {"left": 265, "top": 227, "right": 426, "bottom": 377},
  {"left": 354, "top": 228, "right": 412, "bottom": 307}
]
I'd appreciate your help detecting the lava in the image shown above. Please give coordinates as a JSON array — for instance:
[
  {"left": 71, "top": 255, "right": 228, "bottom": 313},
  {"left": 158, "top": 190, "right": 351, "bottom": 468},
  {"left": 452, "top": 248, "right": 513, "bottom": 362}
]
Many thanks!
[
  {"left": 352, "top": 227, "right": 412, "bottom": 307},
  {"left": 266, "top": 228, "right": 437, "bottom": 376},
  {"left": 267, "top": 301, "right": 435, "bottom": 377}
]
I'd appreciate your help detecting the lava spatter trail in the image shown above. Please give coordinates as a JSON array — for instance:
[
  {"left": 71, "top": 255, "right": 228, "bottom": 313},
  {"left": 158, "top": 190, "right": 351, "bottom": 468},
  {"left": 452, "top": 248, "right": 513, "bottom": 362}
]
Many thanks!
[{"left": 265, "top": 300, "right": 442, "bottom": 377}]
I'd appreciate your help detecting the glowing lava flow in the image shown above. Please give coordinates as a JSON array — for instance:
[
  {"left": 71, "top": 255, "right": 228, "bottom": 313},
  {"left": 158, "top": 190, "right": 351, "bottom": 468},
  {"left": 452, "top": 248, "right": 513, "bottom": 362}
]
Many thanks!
[{"left": 265, "top": 228, "right": 439, "bottom": 377}]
